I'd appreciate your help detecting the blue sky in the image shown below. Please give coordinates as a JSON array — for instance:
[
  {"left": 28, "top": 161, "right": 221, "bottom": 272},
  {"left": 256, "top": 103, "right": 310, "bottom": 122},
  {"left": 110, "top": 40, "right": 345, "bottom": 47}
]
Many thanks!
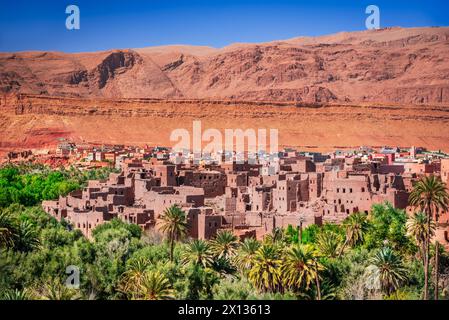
[{"left": 0, "top": 0, "right": 448, "bottom": 52}]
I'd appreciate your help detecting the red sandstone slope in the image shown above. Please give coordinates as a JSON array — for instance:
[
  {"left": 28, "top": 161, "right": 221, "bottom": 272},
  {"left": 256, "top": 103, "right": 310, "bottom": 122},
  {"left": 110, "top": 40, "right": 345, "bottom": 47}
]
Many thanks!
[
  {"left": 1, "top": 94, "right": 448, "bottom": 157},
  {"left": 1, "top": 27, "right": 449, "bottom": 104}
]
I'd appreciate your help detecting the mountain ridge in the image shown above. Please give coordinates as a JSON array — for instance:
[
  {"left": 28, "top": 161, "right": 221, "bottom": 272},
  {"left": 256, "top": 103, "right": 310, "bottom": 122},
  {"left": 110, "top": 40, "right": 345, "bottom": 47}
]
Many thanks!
[{"left": 1, "top": 26, "right": 449, "bottom": 104}]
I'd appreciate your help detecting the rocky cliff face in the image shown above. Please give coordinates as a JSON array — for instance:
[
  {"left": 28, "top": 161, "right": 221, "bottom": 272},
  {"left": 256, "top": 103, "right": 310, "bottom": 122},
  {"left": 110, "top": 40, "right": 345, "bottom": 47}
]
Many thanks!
[
  {"left": 1, "top": 27, "right": 449, "bottom": 104},
  {"left": 1, "top": 94, "right": 448, "bottom": 156}
]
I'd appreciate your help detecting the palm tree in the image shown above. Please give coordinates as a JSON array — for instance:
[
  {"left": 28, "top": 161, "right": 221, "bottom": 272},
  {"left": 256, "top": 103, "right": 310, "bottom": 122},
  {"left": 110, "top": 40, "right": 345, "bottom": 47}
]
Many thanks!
[
  {"left": 2, "top": 289, "right": 30, "bottom": 300},
  {"left": 281, "top": 244, "right": 324, "bottom": 299},
  {"left": 211, "top": 230, "right": 239, "bottom": 259},
  {"left": 364, "top": 247, "right": 408, "bottom": 297},
  {"left": 248, "top": 244, "right": 282, "bottom": 293},
  {"left": 157, "top": 205, "right": 188, "bottom": 261},
  {"left": 406, "top": 212, "right": 435, "bottom": 263},
  {"left": 0, "top": 210, "right": 17, "bottom": 249},
  {"left": 315, "top": 230, "right": 342, "bottom": 259},
  {"left": 285, "top": 225, "right": 300, "bottom": 244},
  {"left": 338, "top": 212, "right": 369, "bottom": 257},
  {"left": 137, "top": 270, "right": 174, "bottom": 300},
  {"left": 233, "top": 237, "right": 260, "bottom": 273},
  {"left": 119, "top": 257, "right": 151, "bottom": 298},
  {"left": 35, "top": 278, "right": 82, "bottom": 300},
  {"left": 14, "top": 220, "right": 40, "bottom": 252},
  {"left": 264, "top": 227, "right": 284, "bottom": 244},
  {"left": 182, "top": 239, "right": 214, "bottom": 268},
  {"left": 409, "top": 175, "right": 449, "bottom": 300}
]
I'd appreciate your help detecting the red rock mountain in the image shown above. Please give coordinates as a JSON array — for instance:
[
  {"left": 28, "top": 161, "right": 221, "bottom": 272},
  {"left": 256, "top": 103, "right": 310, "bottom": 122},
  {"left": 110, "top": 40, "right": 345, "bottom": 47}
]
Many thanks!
[{"left": 2, "top": 27, "right": 449, "bottom": 104}]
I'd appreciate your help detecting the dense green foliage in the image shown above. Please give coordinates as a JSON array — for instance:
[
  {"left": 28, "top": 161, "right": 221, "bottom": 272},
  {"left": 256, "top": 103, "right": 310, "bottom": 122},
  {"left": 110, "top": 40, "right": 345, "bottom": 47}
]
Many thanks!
[
  {"left": 1, "top": 201, "right": 448, "bottom": 300},
  {"left": 0, "top": 164, "right": 119, "bottom": 208},
  {"left": 1, "top": 166, "right": 448, "bottom": 300}
]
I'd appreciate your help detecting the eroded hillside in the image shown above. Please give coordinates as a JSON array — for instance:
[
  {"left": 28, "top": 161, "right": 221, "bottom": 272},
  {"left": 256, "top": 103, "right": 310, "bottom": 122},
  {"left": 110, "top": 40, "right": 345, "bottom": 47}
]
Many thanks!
[
  {"left": 1, "top": 94, "right": 448, "bottom": 156},
  {"left": 1, "top": 27, "right": 449, "bottom": 105}
]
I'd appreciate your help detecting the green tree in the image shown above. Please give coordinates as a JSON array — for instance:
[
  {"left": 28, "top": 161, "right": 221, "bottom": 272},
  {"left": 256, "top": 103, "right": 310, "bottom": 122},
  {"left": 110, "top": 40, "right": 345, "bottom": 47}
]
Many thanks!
[
  {"left": 183, "top": 263, "right": 219, "bottom": 300},
  {"left": 264, "top": 227, "right": 284, "bottom": 244},
  {"left": 118, "top": 257, "right": 151, "bottom": 299},
  {"left": 136, "top": 270, "right": 174, "bottom": 300},
  {"left": 14, "top": 220, "right": 40, "bottom": 252},
  {"left": 157, "top": 205, "right": 188, "bottom": 262},
  {"left": 234, "top": 237, "right": 260, "bottom": 274},
  {"left": 33, "top": 278, "right": 82, "bottom": 300},
  {"left": 281, "top": 244, "right": 324, "bottom": 299},
  {"left": 248, "top": 244, "right": 282, "bottom": 293},
  {"left": 315, "top": 230, "right": 342, "bottom": 259},
  {"left": 406, "top": 212, "right": 435, "bottom": 263},
  {"left": 284, "top": 225, "right": 300, "bottom": 244},
  {"left": 92, "top": 218, "right": 141, "bottom": 239},
  {"left": 364, "top": 247, "right": 408, "bottom": 297},
  {"left": 409, "top": 175, "right": 449, "bottom": 300},
  {"left": 338, "top": 212, "right": 369, "bottom": 257},
  {"left": 2, "top": 288, "right": 31, "bottom": 300},
  {"left": 182, "top": 239, "right": 214, "bottom": 268},
  {"left": 211, "top": 230, "right": 239, "bottom": 260},
  {"left": 91, "top": 227, "right": 136, "bottom": 298},
  {"left": 0, "top": 210, "right": 17, "bottom": 249},
  {"left": 365, "top": 203, "right": 412, "bottom": 253}
]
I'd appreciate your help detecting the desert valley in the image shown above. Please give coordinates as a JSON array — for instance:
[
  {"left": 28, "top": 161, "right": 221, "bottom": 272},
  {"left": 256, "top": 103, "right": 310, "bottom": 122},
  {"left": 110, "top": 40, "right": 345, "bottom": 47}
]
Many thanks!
[{"left": 1, "top": 23, "right": 449, "bottom": 302}]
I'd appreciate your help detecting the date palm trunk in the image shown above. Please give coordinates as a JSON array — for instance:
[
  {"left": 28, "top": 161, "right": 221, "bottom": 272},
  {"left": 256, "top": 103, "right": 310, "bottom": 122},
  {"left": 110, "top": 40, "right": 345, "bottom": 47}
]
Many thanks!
[
  {"left": 423, "top": 239, "right": 429, "bottom": 300},
  {"left": 169, "top": 229, "right": 175, "bottom": 262},
  {"left": 435, "top": 241, "right": 439, "bottom": 300},
  {"left": 314, "top": 261, "right": 321, "bottom": 300},
  {"left": 423, "top": 200, "right": 431, "bottom": 300},
  {"left": 337, "top": 230, "right": 352, "bottom": 258}
]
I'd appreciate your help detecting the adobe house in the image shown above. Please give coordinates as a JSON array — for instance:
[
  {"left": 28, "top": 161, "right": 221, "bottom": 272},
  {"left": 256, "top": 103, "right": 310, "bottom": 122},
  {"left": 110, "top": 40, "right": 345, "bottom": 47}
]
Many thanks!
[
  {"left": 186, "top": 207, "right": 225, "bottom": 240},
  {"left": 42, "top": 172, "right": 157, "bottom": 238},
  {"left": 226, "top": 172, "right": 248, "bottom": 188},
  {"left": 178, "top": 169, "right": 227, "bottom": 197},
  {"left": 150, "top": 164, "right": 177, "bottom": 186},
  {"left": 141, "top": 186, "right": 205, "bottom": 219}
]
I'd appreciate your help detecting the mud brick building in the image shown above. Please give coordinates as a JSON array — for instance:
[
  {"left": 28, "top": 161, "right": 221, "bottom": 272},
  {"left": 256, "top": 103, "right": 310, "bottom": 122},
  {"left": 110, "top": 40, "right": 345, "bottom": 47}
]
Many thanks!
[{"left": 178, "top": 169, "right": 227, "bottom": 197}]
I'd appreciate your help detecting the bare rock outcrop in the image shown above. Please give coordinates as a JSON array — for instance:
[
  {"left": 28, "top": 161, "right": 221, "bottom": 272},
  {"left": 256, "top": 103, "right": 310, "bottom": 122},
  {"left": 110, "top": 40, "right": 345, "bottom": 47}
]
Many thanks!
[{"left": 1, "top": 26, "right": 449, "bottom": 104}]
